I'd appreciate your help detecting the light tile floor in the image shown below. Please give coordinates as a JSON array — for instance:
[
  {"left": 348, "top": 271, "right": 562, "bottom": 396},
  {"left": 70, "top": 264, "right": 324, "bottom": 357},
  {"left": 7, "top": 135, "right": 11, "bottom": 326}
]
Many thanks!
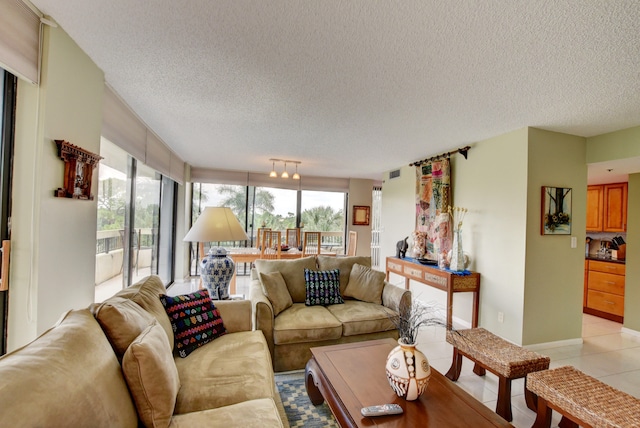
[{"left": 167, "top": 274, "right": 640, "bottom": 428}]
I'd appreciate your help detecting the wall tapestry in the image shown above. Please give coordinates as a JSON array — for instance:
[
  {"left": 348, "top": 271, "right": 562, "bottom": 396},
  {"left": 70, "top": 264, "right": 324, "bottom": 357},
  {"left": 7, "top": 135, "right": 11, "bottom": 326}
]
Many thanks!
[{"left": 415, "top": 158, "right": 452, "bottom": 260}]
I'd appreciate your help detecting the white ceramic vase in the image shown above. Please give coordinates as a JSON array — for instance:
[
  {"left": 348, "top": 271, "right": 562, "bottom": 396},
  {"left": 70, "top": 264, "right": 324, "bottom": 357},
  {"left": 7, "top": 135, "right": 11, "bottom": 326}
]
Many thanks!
[
  {"left": 200, "top": 247, "right": 235, "bottom": 300},
  {"left": 449, "top": 228, "right": 465, "bottom": 271},
  {"left": 385, "top": 338, "right": 431, "bottom": 401}
]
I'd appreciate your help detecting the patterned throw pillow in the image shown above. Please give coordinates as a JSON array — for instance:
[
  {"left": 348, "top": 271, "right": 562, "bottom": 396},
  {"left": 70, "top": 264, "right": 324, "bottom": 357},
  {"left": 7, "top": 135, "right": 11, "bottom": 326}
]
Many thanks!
[
  {"left": 159, "top": 289, "right": 226, "bottom": 358},
  {"left": 304, "top": 268, "right": 344, "bottom": 306}
]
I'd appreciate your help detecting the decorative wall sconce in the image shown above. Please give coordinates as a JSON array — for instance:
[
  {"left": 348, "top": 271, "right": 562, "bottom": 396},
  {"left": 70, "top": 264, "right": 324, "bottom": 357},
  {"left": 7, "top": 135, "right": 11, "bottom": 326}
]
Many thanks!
[
  {"left": 53, "top": 140, "right": 103, "bottom": 200},
  {"left": 269, "top": 158, "right": 301, "bottom": 180}
]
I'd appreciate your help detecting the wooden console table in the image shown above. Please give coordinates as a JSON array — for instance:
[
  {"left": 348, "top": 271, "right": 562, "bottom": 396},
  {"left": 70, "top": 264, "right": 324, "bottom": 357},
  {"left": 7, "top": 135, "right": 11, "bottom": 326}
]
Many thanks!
[{"left": 385, "top": 257, "right": 481, "bottom": 328}]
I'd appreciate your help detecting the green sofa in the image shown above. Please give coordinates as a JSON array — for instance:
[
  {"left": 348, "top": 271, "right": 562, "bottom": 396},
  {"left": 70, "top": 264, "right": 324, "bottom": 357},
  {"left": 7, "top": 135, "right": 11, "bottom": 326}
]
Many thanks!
[
  {"left": 250, "top": 256, "right": 411, "bottom": 372},
  {"left": 0, "top": 275, "right": 288, "bottom": 427}
]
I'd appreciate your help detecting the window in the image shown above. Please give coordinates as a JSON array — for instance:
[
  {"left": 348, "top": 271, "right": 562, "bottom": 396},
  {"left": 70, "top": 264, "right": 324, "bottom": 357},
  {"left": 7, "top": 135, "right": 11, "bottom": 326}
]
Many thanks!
[
  {"left": 301, "top": 190, "right": 346, "bottom": 252},
  {"left": 188, "top": 182, "right": 348, "bottom": 276},
  {"left": 131, "top": 162, "right": 161, "bottom": 284},
  {"left": 95, "top": 138, "right": 177, "bottom": 302}
]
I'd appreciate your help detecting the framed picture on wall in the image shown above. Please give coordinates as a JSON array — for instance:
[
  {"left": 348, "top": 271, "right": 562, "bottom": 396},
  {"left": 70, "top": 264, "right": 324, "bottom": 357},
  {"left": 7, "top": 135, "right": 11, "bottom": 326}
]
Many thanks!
[
  {"left": 353, "top": 205, "right": 370, "bottom": 226},
  {"left": 541, "top": 186, "right": 572, "bottom": 235}
]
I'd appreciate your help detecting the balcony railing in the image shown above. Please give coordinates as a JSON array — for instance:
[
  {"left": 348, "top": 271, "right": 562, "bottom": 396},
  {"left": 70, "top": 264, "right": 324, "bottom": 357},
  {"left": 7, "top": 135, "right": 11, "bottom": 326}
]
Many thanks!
[{"left": 96, "top": 229, "right": 154, "bottom": 254}]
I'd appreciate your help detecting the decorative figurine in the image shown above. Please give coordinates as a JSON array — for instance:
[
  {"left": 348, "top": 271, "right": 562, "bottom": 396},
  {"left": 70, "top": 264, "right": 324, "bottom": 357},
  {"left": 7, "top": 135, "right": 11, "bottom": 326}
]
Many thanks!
[{"left": 396, "top": 237, "right": 409, "bottom": 259}]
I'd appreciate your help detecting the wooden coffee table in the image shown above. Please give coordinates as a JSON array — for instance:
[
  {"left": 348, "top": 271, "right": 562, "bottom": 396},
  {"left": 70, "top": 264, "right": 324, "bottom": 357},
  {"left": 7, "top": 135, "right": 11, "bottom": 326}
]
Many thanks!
[{"left": 305, "top": 338, "right": 514, "bottom": 427}]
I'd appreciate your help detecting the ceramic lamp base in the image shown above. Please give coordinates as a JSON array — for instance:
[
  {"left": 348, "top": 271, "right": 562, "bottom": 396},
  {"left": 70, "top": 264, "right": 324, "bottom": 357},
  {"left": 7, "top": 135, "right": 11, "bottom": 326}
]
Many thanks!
[{"left": 200, "top": 247, "right": 235, "bottom": 300}]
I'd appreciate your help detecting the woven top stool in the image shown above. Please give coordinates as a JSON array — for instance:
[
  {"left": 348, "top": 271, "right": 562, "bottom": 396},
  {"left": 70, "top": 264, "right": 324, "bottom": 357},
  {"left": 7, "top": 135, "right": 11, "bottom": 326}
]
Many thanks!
[
  {"left": 445, "top": 328, "right": 550, "bottom": 422},
  {"left": 527, "top": 365, "right": 640, "bottom": 428}
]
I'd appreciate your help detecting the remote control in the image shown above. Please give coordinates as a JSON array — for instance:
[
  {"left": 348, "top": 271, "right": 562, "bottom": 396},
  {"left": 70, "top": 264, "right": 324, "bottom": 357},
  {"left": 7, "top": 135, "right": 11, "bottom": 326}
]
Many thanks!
[{"left": 360, "top": 403, "right": 403, "bottom": 417}]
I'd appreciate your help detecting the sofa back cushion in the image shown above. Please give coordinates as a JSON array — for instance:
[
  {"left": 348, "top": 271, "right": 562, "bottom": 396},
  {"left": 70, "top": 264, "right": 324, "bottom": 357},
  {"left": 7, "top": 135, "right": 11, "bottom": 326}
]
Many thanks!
[
  {"left": 255, "top": 256, "right": 317, "bottom": 303},
  {"left": 92, "top": 297, "right": 155, "bottom": 360},
  {"left": 343, "top": 263, "right": 386, "bottom": 305},
  {"left": 0, "top": 309, "right": 138, "bottom": 427},
  {"left": 123, "top": 320, "right": 180, "bottom": 428},
  {"left": 259, "top": 271, "right": 293, "bottom": 316},
  {"left": 114, "top": 275, "right": 174, "bottom": 349},
  {"left": 317, "top": 256, "right": 372, "bottom": 295}
]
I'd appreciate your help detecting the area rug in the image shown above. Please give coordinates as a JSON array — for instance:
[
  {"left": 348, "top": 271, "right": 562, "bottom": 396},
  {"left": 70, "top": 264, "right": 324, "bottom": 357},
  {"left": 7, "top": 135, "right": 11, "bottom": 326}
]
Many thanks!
[{"left": 275, "top": 370, "right": 338, "bottom": 427}]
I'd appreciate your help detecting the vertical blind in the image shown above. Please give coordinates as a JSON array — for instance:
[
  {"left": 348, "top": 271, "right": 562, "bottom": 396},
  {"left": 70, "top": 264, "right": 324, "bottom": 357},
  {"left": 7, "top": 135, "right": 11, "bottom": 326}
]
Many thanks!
[{"left": 0, "top": 0, "right": 40, "bottom": 84}]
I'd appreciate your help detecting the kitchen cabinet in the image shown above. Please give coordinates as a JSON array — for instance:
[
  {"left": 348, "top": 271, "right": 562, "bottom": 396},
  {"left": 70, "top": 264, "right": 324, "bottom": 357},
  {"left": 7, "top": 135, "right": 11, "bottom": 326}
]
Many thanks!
[
  {"left": 586, "top": 183, "right": 627, "bottom": 232},
  {"left": 603, "top": 182, "right": 627, "bottom": 232},
  {"left": 586, "top": 185, "right": 603, "bottom": 231},
  {"left": 584, "top": 259, "right": 625, "bottom": 322}
]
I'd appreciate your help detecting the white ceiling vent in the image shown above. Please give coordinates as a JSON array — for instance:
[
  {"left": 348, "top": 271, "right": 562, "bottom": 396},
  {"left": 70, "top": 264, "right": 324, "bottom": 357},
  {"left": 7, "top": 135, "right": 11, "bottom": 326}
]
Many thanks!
[{"left": 389, "top": 169, "right": 401, "bottom": 180}]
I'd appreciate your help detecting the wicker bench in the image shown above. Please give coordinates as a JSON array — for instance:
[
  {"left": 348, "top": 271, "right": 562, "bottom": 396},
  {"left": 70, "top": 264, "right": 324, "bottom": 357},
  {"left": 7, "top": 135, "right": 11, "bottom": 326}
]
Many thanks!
[
  {"left": 527, "top": 365, "right": 640, "bottom": 428},
  {"left": 445, "top": 328, "right": 550, "bottom": 422}
]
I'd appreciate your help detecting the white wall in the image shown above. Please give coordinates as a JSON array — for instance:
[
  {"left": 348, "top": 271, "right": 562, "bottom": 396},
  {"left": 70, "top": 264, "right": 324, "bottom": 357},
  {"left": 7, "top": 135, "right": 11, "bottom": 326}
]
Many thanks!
[
  {"left": 380, "top": 128, "right": 586, "bottom": 346},
  {"left": 522, "top": 128, "right": 586, "bottom": 345},
  {"left": 451, "top": 129, "right": 529, "bottom": 341},
  {"left": 8, "top": 26, "right": 105, "bottom": 349},
  {"left": 348, "top": 178, "right": 374, "bottom": 257}
]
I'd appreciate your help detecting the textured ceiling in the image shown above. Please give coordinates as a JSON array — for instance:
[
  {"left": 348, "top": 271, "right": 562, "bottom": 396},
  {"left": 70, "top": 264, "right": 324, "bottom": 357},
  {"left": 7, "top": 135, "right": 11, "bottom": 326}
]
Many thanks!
[{"left": 28, "top": 0, "right": 640, "bottom": 180}]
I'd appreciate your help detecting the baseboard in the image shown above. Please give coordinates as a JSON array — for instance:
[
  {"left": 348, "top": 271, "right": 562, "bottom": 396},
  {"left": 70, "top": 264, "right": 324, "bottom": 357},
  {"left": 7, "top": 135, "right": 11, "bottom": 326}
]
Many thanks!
[
  {"left": 622, "top": 327, "right": 640, "bottom": 337},
  {"left": 452, "top": 315, "right": 472, "bottom": 329},
  {"left": 525, "top": 337, "right": 583, "bottom": 351}
]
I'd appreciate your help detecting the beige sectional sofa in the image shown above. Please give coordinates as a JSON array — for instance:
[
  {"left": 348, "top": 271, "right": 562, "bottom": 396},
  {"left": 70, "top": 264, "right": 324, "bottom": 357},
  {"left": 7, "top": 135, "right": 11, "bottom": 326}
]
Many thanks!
[
  {"left": 250, "top": 255, "right": 411, "bottom": 372},
  {"left": 0, "top": 275, "right": 288, "bottom": 427}
]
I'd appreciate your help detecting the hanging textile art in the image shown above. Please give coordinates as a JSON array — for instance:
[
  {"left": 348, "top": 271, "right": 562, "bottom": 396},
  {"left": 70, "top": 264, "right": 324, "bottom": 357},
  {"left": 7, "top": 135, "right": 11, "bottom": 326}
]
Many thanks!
[{"left": 414, "top": 158, "right": 452, "bottom": 260}]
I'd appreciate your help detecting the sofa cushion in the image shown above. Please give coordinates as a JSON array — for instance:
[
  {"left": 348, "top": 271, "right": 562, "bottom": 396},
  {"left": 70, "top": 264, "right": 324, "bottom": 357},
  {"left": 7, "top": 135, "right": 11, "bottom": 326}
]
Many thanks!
[
  {"left": 254, "top": 256, "right": 317, "bottom": 303},
  {"left": 122, "top": 320, "right": 180, "bottom": 428},
  {"left": 160, "top": 289, "right": 226, "bottom": 358},
  {"left": 173, "top": 331, "right": 277, "bottom": 414},
  {"left": 343, "top": 263, "right": 386, "bottom": 305},
  {"left": 92, "top": 297, "right": 155, "bottom": 360},
  {"left": 327, "top": 300, "right": 397, "bottom": 336},
  {"left": 0, "top": 309, "right": 138, "bottom": 428},
  {"left": 273, "top": 303, "right": 342, "bottom": 345},
  {"left": 304, "top": 268, "right": 344, "bottom": 306},
  {"left": 169, "top": 398, "right": 284, "bottom": 428},
  {"left": 259, "top": 271, "right": 293, "bottom": 316},
  {"left": 115, "top": 275, "right": 174, "bottom": 349},
  {"left": 316, "top": 256, "right": 372, "bottom": 295}
]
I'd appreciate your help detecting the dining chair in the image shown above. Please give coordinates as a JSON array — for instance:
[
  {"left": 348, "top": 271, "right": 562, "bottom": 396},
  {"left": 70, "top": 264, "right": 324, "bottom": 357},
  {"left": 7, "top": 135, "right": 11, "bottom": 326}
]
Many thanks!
[
  {"left": 286, "top": 228, "right": 301, "bottom": 248},
  {"left": 302, "top": 231, "right": 321, "bottom": 257},
  {"left": 256, "top": 227, "right": 271, "bottom": 249},
  {"left": 346, "top": 230, "right": 357, "bottom": 256},
  {"left": 260, "top": 230, "right": 282, "bottom": 259}
]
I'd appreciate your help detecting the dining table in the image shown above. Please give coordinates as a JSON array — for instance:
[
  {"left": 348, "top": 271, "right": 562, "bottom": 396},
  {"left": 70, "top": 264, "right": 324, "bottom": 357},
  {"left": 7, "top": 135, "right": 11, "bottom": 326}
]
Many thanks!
[
  {"left": 197, "top": 244, "right": 336, "bottom": 294},
  {"left": 226, "top": 247, "right": 338, "bottom": 294}
]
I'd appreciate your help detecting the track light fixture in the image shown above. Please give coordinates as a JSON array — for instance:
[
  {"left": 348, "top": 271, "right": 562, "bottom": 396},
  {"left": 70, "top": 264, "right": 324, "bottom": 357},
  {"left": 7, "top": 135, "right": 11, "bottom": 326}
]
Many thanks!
[{"left": 269, "top": 158, "right": 301, "bottom": 180}]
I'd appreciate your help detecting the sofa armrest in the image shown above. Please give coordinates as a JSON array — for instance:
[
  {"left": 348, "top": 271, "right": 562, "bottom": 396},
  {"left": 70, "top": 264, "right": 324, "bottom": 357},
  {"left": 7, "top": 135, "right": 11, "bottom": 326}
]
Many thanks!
[
  {"left": 249, "top": 277, "right": 275, "bottom": 361},
  {"left": 382, "top": 282, "right": 411, "bottom": 313},
  {"left": 215, "top": 300, "right": 252, "bottom": 333}
]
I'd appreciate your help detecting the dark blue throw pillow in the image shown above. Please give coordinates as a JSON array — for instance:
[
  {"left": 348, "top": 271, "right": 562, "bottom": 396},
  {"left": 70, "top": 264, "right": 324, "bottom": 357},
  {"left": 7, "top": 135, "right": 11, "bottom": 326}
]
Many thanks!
[{"left": 304, "top": 268, "right": 344, "bottom": 306}]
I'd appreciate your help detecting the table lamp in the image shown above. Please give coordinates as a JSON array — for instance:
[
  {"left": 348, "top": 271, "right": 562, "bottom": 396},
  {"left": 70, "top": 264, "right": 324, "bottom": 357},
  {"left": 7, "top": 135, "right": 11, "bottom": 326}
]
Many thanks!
[{"left": 184, "top": 207, "right": 249, "bottom": 299}]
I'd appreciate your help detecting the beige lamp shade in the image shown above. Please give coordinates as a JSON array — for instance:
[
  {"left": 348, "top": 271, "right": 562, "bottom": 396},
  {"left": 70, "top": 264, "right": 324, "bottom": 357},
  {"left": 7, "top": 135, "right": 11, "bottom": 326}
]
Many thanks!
[{"left": 184, "top": 207, "right": 249, "bottom": 242}]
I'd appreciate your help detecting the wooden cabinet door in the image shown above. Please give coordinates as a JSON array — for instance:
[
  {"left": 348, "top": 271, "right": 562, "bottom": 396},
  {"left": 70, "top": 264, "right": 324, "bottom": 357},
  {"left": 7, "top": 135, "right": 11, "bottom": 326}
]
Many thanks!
[
  {"left": 603, "top": 182, "right": 627, "bottom": 232},
  {"left": 586, "top": 185, "right": 604, "bottom": 231}
]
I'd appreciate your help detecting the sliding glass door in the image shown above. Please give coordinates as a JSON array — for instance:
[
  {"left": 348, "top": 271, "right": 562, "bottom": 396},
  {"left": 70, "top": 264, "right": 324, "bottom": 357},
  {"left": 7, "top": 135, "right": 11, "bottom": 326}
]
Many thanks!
[
  {"left": 0, "top": 70, "right": 16, "bottom": 354},
  {"left": 95, "top": 139, "right": 177, "bottom": 302}
]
